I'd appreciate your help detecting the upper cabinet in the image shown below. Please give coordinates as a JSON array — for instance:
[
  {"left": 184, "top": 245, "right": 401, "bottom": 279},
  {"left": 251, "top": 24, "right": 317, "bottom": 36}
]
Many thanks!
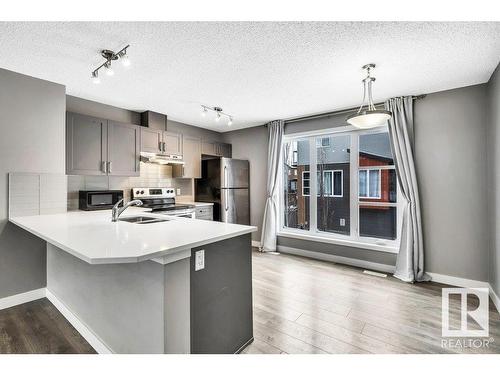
[
  {"left": 201, "top": 140, "right": 232, "bottom": 158},
  {"left": 140, "top": 128, "right": 182, "bottom": 155},
  {"left": 173, "top": 135, "right": 201, "bottom": 178},
  {"left": 107, "top": 121, "right": 140, "bottom": 176},
  {"left": 164, "top": 131, "right": 183, "bottom": 155},
  {"left": 141, "top": 127, "right": 163, "bottom": 154},
  {"left": 66, "top": 112, "right": 140, "bottom": 176},
  {"left": 66, "top": 112, "right": 107, "bottom": 175}
]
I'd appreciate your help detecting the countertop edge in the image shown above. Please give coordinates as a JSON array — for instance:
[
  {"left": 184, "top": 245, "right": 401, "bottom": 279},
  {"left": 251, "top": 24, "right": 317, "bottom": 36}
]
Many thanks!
[{"left": 9, "top": 217, "right": 257, "bottom": 265}]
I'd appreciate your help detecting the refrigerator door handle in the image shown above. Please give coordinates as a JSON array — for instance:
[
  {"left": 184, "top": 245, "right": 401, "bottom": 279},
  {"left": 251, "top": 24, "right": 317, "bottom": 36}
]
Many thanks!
[
  {"left": 223, "top": 165, "right": 228, "bottom": 187},
  {"left": 225, "top": 189, "right": 229, "bottom": 211}
]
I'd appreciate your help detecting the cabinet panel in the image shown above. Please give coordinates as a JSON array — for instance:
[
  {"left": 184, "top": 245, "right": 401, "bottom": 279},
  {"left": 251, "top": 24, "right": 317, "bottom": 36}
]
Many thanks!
[
  {"left": 218, "top": 143, "right": 232, "bottom": 157},
  {"left": 107, "top": 121, "right": 141, "bottom": 176},
  {"left": 164, "top": 131, "right": 182, "bottom": 155},
  {"left": 174, "top": 135, "right": 201, "bottom": 178},
  {"left": 201, "top": 140, "right": 217, "bottom": 156},
  {"left": 66, "top": 112, "right": 107, "bottom": 175},
  {"left": 141, "top": 127, "right": 162, "bottom": 154}
]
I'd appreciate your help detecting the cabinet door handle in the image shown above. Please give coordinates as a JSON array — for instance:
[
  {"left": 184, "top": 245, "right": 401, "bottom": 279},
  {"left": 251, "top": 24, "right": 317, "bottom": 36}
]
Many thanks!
[
  {"left": 102, "top": 161, "right": 107, "bottom": 174},
  {"left": 162, "top": 142, "right": 166, "bottom": 152},
  {"left": 158, "top": 141, "right": 162, "bottom": 152},
  {"left": 108, "top": 161, "right": 112, "bottom": 174}
]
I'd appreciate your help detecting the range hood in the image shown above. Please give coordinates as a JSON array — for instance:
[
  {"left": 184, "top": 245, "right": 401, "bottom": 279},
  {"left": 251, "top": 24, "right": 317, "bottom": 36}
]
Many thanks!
[
  {"left": 140, "top": 152, "right": 185, "bottom": 165},
  {"left": 140, "top": 111, "right": 184, "bottom": 165}
]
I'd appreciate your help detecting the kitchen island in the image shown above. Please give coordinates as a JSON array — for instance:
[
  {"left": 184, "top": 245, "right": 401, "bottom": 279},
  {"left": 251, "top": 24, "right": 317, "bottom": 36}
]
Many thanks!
[{"left": 9, "top": 209, "right": 257, "bottom": 354}]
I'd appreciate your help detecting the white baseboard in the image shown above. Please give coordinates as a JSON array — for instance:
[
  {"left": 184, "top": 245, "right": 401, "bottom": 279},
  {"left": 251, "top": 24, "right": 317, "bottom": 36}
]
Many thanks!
[
  {"left": 277, "top": 245, "right": 396, "bottom": 274},
  {"left": 251, "top": 240, "right": 261, "bottom": 248},
  {"left": 45, "top": 289, "right": 112, "bottom": 354},
  {"left": 427, "top": 272, "right": 490, "bottom": 288},
  {"left": 0, "top": 288, "right": 46, "bottom": 310}
]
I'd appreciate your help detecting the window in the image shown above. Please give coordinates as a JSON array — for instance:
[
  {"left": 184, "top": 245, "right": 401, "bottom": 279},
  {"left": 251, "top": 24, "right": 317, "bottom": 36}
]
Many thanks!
[
  {"left": 302, "top": 171, "right": 310, "bottom": 196},
  {"left": 321, "top": 170, "right": 343, "bottom": 197},
  {"left": 316, "top": 137, "right": 331, "bottom": 148},
  {"left": 281, "top": 128, "right": 399, "bottom": 247},
  {"left": 359, "top": 169, "right": 380, "bottom": 198}
]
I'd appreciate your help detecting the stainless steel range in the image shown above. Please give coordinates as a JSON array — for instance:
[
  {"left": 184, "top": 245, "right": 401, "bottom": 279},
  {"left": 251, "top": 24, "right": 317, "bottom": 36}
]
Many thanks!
[{"left": 131, "top": 187, "right": 196, "bottom": 218}]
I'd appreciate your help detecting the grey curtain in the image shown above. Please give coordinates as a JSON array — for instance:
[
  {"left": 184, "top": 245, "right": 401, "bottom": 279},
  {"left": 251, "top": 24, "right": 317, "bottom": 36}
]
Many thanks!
[
  {"left": 385, "top": 97, "right": 429, "bottom": 282},
  {"left": 260, "top": 120, "right": 284, "bottom": 252}
]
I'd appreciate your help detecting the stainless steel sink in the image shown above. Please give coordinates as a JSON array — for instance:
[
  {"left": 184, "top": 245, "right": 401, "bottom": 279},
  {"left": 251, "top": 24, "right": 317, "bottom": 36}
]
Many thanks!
[{"left": 118, "top": 216, "right": 171, "bottom": 224}]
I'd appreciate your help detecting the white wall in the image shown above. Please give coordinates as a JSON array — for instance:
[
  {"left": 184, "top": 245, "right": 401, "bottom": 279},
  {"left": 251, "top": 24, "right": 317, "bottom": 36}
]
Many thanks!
[{"left": 0, "top": 68, "right": 65, "bottom": 298}]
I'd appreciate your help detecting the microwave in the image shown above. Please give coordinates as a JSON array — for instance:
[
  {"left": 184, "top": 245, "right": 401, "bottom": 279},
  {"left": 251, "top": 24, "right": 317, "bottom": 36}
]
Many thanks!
[{"left": 79, "top": 190, "right": 124, "bottom": 211}]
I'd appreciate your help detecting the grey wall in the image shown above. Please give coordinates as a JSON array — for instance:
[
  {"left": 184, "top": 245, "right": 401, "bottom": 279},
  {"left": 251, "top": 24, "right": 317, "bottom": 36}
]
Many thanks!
[
  {"left": 66, "top": 95, "right": 141, "bottom": 125},
  {"left": 0, "top": 68, "right": 66, "bottom": 298},
  {"left": 487, "top": 64, "right": 500, "bottom": 295},
  {"left": 415, "top": 84, "right": 489, "bottom": 281},
  {"left": 223, "top": 126, "right": 268, "bottom": 242},
  {"left": 228, "top": 84, "right": 493, "bottom": 279},
  {"left": 167, "top": 119, "right": 223, "bottom": 142}
]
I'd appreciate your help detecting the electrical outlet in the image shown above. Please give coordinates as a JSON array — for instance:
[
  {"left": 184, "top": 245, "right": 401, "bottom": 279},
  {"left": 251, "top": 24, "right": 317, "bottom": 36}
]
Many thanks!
[
  {"left": 195, "top": 250, "right": 205, "bottom": 271},
  {"left": 176, "top": 188, "right": 181, "bottom": 196},
  {"left": 340, "top": 218, "right": 345, "bottom": 226}
]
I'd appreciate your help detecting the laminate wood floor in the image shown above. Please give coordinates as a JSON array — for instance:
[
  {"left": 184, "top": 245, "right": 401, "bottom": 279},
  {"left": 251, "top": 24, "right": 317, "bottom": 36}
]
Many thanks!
[
  {"left": 1, "top": 249, "right": 498, "bottom": 354},
  {"left": 241, "top": 249, "right": 500, "bottom": 354},
  {"left": 0, "top": 298, "right": 95, "bottom": 354}
]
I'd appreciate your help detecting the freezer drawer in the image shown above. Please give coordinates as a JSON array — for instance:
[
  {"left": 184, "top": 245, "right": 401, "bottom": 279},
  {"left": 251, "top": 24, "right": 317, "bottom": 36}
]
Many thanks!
[{"left": 221, "top": 188, "right": 250, "bottom": 225}]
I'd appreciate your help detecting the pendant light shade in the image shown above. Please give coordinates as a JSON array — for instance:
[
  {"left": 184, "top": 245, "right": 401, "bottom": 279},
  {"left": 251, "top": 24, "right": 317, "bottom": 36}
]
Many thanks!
[{"left": 346, "top": 64, "right": 392, "bottom": 129}]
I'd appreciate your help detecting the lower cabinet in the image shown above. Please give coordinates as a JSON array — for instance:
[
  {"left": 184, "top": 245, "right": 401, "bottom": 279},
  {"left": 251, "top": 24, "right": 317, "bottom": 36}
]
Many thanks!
[{"left": 195, "top": 206, "right": 213, "bottom": 221}]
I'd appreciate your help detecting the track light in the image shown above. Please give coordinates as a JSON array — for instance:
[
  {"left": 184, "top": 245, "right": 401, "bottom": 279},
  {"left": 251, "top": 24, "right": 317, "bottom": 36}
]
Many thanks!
[
  {"left": 200, "top": 105, "right": 234, "bottom": 126},
  {"left": 91, "top": 71, "right": 100, "bottom": 84},
  {"left": 90, "top": 45, "right": 130, "bottom": 83},
  {"left": 104, "top": 61, "right": 114, "bottom": 76}
]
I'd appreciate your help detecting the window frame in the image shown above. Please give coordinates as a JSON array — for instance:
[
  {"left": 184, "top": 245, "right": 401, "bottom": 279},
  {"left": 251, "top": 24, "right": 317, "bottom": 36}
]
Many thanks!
[{"left": 279, "top": 125, "right": 402, "bottom": 254}]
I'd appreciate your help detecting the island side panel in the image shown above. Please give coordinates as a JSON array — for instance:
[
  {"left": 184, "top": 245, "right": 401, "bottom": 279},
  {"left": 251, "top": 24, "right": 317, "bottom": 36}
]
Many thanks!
[
  {"left": 163, "top": 257, "right": 191, "bottom": 354},
  {"left": 190, "top": 233, "right": 253, "bottom": 354},
  {"left": 46, "top": 243, "right": 166, "bottom": 353}
]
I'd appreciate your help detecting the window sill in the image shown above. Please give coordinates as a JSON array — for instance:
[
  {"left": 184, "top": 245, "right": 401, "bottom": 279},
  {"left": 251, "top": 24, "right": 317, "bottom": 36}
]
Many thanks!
[{"left": 277, "top": 230, "right": 399, "bottom": 254}]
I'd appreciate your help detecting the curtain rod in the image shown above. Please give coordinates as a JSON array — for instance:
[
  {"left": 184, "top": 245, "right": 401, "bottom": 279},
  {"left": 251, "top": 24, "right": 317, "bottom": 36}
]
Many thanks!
[{"left": 283, "top": 94, "right": 426, "bottom": 125}]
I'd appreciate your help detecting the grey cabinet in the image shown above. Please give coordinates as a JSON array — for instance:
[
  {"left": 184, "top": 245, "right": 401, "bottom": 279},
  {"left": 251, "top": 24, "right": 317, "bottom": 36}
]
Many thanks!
[
  {"left": 66, "top": 112, "right": 140, "bottom": 176},
  {"left": 141, "top": 127, "right": 163, "bottom": 154},
  {"left": 107, "top": 121, "right": 140, "bottom": 176},
  {"left": 173, "top": 135, "right": 201, "bottom": 178},
  {"left": 164, "top": 131, "right": 182, "bottom": 155},
  {"left": 66, "top": 112, "right": 107, "bottom": 175},
  {"left": 141, "top": 128, "right": 182, "bottom": 155},
  {"left": 218, "top": 143, "right": 232, "bottom": 158},
  {"left": 195, "top": 205, "right": 213, "bottom": 221},
  {"left": 201, "top": 140, "right": 232, "bottom": 157}
]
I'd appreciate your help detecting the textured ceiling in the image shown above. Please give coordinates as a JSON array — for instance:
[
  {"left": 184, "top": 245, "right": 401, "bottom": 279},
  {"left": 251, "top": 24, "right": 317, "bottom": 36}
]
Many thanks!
[{"left": 0, "top": 22, "right": 498, "bottom": 132}]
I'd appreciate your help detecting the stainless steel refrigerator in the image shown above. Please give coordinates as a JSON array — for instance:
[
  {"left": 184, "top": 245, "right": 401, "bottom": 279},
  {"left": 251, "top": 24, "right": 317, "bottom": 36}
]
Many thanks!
[{"left": 195, "top": 158, "right": 250, "bottom": 225}]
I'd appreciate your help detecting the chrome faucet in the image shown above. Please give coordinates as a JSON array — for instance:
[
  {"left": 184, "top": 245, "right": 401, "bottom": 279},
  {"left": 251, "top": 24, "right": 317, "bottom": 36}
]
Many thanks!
[{"left": 111, "top": 199, "right": 143, "bottom": 222}]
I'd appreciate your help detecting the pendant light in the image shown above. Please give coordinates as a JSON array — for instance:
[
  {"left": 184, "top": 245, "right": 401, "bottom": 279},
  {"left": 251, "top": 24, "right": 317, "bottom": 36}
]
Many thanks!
[{"left": 346, "top": 64, "right": 392, "bottom": 129}]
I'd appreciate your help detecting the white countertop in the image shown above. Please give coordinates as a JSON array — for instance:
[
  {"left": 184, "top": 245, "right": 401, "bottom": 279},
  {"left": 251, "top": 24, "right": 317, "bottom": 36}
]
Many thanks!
[
  {"left": 178, "top": 201, "right": 214, "bottom": 207},
  {"left": 10, "top": 208, "right": 256, "bottom": 265}
]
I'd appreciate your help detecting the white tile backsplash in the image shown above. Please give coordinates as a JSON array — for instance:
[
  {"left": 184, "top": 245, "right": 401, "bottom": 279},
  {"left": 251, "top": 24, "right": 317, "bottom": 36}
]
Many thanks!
[{"left": 67, "top": 162, "right": 194, "bottom": 210}]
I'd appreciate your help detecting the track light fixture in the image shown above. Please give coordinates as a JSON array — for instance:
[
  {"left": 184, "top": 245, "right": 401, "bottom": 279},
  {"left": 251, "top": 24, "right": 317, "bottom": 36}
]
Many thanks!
[
  {"left": 200, "top": 105, "right": 234, "bottom": 126},
  {"left": 90, "top": 45, "right": 130, "bottom": 83}
]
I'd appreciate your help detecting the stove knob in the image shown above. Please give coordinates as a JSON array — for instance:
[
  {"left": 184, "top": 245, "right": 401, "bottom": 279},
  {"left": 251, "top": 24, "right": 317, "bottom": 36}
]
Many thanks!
[
  {"left": 136, "top": 190, "right": 140, "bottom": 195},
  {"left": 140, "top": 190, "right": 145, "bottom": 194}
]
